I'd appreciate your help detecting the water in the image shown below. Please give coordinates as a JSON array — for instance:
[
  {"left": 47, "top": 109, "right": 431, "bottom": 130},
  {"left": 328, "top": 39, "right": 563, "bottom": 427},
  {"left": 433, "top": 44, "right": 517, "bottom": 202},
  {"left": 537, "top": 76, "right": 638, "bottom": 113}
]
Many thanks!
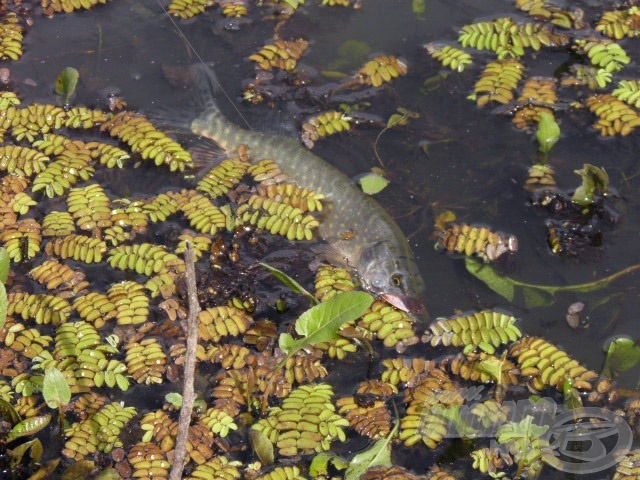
[{"left": 6, "top": 0, "right": 640, "bottom": 477}]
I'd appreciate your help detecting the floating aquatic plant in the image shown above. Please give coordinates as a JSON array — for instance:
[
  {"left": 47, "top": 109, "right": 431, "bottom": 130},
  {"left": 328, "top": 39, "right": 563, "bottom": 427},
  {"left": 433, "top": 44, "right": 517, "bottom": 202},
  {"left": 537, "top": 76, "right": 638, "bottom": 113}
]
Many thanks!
[
  {"left": 436, "top": 223, "right": 518, "bottom": 262},
  {"left": 249, "top": 38, "right": 309, "bottom": 72}
]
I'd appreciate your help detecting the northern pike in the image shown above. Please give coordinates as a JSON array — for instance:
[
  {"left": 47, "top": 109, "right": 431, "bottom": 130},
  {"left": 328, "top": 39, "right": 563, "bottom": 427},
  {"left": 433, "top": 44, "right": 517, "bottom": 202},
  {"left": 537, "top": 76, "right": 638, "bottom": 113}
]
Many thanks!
[{"left": 188, "top": 65, "right": 426, "bottom": 313}]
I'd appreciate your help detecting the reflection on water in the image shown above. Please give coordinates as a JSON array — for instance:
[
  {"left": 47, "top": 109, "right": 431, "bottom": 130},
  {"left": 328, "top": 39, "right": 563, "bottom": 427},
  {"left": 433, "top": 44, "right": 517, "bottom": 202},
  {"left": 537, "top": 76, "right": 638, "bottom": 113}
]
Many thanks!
[{"left": 8, "top": 0, "right": 640, "bottom": 477}]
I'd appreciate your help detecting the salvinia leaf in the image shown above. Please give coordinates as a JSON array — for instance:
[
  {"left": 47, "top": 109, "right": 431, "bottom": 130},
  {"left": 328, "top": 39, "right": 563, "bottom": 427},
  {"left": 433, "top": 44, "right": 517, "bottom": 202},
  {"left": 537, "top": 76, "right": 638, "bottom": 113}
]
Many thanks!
[
  {"left": 344, "top": 421, "right": 398, "bottom": 480},
  {"left": 279, "top": 291, "right": 373, "bottom": 356},
  {"left": 260, "top": 262, "right": 317, "bottom": 304}
]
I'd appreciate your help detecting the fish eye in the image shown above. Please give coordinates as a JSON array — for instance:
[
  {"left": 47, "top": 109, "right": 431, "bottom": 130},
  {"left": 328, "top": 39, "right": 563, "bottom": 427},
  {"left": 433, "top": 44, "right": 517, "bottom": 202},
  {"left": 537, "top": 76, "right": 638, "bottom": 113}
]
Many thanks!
[{"left": 391, "top": 274, "right": 403, "bottom": 287}]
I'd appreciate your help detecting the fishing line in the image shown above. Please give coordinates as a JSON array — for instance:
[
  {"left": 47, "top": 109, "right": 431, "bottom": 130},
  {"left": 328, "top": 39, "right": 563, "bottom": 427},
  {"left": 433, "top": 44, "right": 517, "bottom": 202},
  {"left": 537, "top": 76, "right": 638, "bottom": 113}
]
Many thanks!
[{"left": 154, "top": 0, "right": 253, "bottom": 131}]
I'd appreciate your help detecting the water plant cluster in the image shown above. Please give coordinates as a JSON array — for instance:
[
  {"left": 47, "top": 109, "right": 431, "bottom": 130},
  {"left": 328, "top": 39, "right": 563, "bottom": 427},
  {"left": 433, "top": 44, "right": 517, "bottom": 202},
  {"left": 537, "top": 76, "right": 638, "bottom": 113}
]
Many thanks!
[{"left": 0, "top": 1, "right": 638, "bottom": 480}]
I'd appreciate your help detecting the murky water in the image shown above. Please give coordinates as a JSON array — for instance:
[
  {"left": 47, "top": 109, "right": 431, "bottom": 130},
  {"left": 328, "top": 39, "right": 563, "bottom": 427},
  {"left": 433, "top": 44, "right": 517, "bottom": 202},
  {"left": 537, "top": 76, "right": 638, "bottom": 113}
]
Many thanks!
[{"left": 6, "top": 0, "right": 640, "bottom": 477}]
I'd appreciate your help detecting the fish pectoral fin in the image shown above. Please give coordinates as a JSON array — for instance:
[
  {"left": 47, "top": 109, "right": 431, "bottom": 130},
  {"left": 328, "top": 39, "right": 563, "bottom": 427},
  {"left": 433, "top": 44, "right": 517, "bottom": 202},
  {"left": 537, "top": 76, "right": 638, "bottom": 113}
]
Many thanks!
[
  {"left": 188, "top": 135, "right": 228, "bottom": 171},
  {"left": 311, "top": 242, "right": 351, "bottom": 269}
]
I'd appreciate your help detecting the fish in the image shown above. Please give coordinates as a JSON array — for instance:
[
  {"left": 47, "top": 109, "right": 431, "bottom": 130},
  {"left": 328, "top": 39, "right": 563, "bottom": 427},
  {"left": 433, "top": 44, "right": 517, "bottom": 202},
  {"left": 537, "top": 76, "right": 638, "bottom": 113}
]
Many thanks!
[{"left": 187, "top": 64, "right": 426, "bottom": 314}]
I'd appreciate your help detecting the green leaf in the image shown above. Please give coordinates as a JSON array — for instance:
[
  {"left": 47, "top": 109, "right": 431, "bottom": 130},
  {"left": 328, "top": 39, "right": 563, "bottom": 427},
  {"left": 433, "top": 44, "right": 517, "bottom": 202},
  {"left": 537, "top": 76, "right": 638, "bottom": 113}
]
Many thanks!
[
  {"left": 0, "top": 282, "right": 7, "bottom": 332},
  {"left": 165, "top": 392, "right": 183, "bottom": 409},
  {"left": 521, "top": 285, "right": 555, "bottom": 309},
  {"left": 62, "top": 459, "right": 95, "bottom": 480},
  {"left": 433, "top": 405, "right": 477, "bottom": 437},
  {"left": 310, "top": 453, "right": 331, "bottom": 477},
  {"left": 0, "top": 398, "right": 21, "bottom": 425},
  {"left": 94, "top": 467, "right": 121, "bottom": 480},
  {"left": 412, "top": 0, "right": 427, "bottom": 20},
  {"left": 358, "top": 172, "right": 390, "bottom": 195},
  {"left": 310, "top": 453, "right": 348, "bottom": 478},
  {"left": 497, "top": 416, "right": 548, "bottom": 444},
  {"left": 601, "top": 337, "right": 640, "bottom": 378},
  {"left": 475, "top": 355, "right": 504, "bottom": 384},
  {"left": 250, "top": 428, "right": 274, "bottom": 466},
  {"left": 260, "top": 262, "right": 317, "bottom": 305},
  {"left": 8, "top": 440, "right": 46, "bottom": 469},
  {"left": 7, "top": 415, "right": 51, "bottom": 443},
  {"left": 279, "top": 291, "right": 373, "bottom": 356},
  {"left": 465, "top": 258, "right": 640, "bottom": 307},
  {"left": 465, "top": 258, "right": 515, "bottom": 301},
  {"left": 0, "top": 247, "right": 9, "bottom": 283},
  {"left": 572, "top": 164, "right": 609, "bottom": 206},
  {"left": 562, "top": 377, "right": 582, "bottom": 411},
  {"left": 43, "top": 367, "right": 71, "bottom": 409},
  {"left": 536, "top": 111, "right": 560, "bottom": 154},
  {"left": 344, "top": 422, "right": 397, "bottom": 480},
  {"left": 54, "top": 67, "right": 79, "bottom": 105}
]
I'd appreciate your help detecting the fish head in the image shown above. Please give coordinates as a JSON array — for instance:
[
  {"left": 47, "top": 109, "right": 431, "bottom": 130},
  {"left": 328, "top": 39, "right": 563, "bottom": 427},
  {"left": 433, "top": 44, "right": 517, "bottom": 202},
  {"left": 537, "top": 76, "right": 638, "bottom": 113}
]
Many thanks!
[{"left": 357, "top": 241, "right": 426, "bottom": 314}]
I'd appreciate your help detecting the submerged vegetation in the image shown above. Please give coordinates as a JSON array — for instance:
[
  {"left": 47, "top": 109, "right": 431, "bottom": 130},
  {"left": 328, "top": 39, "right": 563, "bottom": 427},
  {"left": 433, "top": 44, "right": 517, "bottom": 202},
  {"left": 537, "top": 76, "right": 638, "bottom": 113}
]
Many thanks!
[{"left": 0, "top": 1, "right": 637, "bottom": 480}]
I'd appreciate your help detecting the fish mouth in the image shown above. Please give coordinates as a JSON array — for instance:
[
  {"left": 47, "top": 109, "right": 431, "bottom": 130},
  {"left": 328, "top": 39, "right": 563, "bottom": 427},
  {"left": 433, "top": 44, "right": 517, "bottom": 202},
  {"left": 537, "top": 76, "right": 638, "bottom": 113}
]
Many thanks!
[{"left": 381, "top": 293, "right": 425, "bottom": 314}]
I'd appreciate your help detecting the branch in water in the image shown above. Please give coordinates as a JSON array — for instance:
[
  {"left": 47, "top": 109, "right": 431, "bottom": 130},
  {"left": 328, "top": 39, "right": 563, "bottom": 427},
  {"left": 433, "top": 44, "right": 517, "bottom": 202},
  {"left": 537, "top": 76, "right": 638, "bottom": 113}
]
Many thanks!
[{"left": 169, "top": 243, "right": 201, "bottom": 480}]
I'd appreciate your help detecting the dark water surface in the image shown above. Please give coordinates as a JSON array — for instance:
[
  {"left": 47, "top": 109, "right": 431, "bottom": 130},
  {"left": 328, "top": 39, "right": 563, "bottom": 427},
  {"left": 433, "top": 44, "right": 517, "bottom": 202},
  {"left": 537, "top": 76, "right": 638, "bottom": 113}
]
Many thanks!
[{"left": 8, "top": 0, "right": 640, "bottom": 477}]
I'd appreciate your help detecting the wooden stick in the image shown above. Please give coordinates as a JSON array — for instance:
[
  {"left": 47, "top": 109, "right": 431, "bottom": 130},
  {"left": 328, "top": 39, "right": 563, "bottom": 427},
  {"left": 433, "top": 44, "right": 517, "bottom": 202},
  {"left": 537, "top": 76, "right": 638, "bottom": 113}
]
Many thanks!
[{"left": 169, "top": 243, "right": 201, "bottom": 480}]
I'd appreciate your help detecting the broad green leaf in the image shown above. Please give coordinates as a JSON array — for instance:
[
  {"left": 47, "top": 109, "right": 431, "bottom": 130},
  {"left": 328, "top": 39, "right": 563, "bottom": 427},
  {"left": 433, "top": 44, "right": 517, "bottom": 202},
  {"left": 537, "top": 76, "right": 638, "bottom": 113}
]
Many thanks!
[
  {"left": 8, "top": 440, "right": 46, "bottom": 469},
  {"left": 310, "top": 453, "right": 331, "bottom": 477},
  {"left": 320, "top": 70, "right": 348, "bottom": 80},
  {"left": 337, "top": 39, "right": 371, "bottom": 62},
  {"left": 165, "top": 392, "right": 183, "bottom": 409},
  {"left": 344, "top": 422, "right": 397, "bottom": 480},
  {"left": 250, "top": 428, "right": 274, "bottom": 466},
  {"left": 279, "top": 291, "right": 373, "bottom": 355},
  {"left": 412, "top": 0, "right": 427, "bottom": 20},
  {"left": 358, "top": 172, "right": 390, "bottom": 195},
  {"left": 433, "top": 405, "right": 477, "bottom": 437},
  {"left": 562, "top": 377, "right": 582, "bottom": 411},
  {"left": 0, "top": 247, "right": 9, "bottom": 282},
  {"left": 0, "top": 282, "right": 7, "bottom": 332},
  {"left": 310, "top": 453, "right": 348, "bottom": 478},
  {"left": 62, "top": 460, "right": 95, "bottom": 480},
  {"left": 497, "top": 416, "right": 547, "bottom": 444},
  {"left": 387, "top": 113, "right": 405, "bottom": 128},
  {"left": 0, "top": 398, "right": 21, "bottom": 425},
  {"left": 475, "top": 355, "right": 504, "bottom": 384},
  {"left": 572, "top": 164, "right": 609, "bottom": 206},
  {"left": 522, "top": 285, "right": 555, "bottom": 309},
  {"left": 54, "top": 67, "right": 79, "bottom": 105},
  {"left": 465, "top": 258, "right": 515, "bottom": 301},
  {"left": 465, "top": 258, "right": 640, "bottom": 307},
  {"left": 7, "top": 414, "right": 51, "bottom": 443},
  {"left": 43, "top": 367, "right": 71, "bottom": 409},
  {"left": 602, "top": 337, "right": 640, "bottom": 378},
  {"left": 536, "top": 112, "right": 560, "bottom": 154},
  {"left": 260, "top": 262, "right": 317, "bottom": 304},
  {"left": 94, "top": 467, "right": 121, "bottom": 480}
]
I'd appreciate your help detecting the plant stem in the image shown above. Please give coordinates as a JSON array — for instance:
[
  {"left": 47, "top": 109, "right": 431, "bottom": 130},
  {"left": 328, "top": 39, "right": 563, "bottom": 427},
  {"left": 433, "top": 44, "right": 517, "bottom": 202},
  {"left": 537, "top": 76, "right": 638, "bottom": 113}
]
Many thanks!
[
  {"left": 169, "top": 243, "right": 201, "bottom": 480},
  {"left": 510, "top": 263, "right": 640, "bottom": 294}
]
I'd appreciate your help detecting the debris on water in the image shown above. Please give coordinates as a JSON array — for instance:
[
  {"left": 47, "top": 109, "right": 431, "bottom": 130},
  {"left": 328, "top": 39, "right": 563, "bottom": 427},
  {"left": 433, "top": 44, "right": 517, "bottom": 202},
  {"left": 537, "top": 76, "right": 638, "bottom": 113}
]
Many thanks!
[{"left": 566, "top": 301, "right": 586, "bottom": 329}]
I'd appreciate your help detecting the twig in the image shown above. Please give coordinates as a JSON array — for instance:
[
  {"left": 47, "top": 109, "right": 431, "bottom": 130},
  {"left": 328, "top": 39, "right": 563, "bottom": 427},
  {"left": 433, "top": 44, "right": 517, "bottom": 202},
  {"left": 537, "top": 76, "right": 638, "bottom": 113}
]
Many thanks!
[{"left": 169, "top": 243, "right": 201, "bottom": 480}]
